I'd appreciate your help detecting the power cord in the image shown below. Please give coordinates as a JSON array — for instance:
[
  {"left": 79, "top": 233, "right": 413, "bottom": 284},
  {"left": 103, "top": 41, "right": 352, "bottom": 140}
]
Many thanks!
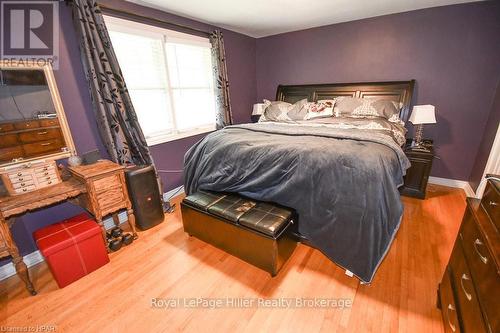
[{"left": 156, "top": 169, "right": 184, "bottom": 214}]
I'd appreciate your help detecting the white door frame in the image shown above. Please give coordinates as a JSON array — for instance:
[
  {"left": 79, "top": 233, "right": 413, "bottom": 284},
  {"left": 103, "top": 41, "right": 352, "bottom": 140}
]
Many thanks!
[{"left": 476, "top": 123, "right": 500, "bottom": 198}]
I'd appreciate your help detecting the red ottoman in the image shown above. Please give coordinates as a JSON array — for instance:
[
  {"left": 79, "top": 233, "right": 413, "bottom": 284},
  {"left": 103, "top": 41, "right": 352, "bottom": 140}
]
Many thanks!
[{"left": 33, "top": 213, "right": 109, "bottom": 288}]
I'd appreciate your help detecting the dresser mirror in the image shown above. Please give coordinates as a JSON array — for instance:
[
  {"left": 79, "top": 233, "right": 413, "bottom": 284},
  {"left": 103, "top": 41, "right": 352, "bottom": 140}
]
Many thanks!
[{"left": 0, "top": 61, "right": 76, "bottom": 168}]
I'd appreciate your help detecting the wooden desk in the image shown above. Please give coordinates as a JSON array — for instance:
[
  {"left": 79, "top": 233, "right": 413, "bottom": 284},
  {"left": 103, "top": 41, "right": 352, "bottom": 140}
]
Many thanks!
[{"left": 0, "top": 160, "right": 137, "bottom": 296}]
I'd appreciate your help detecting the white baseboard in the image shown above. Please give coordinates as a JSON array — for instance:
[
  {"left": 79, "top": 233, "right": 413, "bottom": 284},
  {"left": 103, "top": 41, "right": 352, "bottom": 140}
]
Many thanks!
[
  {"left": 428, "top": 176, "right": 475, "bottom": 197},
  {"left": 0, "top": 250, "right": 44, "bottom": 281},
  {"left": 163, "top": 185, "right": 185, "bottom": 202}
]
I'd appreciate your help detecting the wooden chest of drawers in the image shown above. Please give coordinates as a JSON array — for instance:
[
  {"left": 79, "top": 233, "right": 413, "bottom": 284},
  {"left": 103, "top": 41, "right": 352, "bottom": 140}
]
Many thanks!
[
  {"left": 0, "top": 161, "right": 61, "bottom": 195},
  {"left": 438, "top": 177, "right": 499, "bottom": 333},
  {"left": 68, "top": 160, "right": 137, "bottom": 242},
  {"left": 0, "top": 118, "right": 65, "bottom": 164}
]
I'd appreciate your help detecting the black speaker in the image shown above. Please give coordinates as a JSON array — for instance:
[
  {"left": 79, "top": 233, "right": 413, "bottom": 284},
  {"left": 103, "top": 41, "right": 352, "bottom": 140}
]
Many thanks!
[{"left": 125, "top": 165, "right": 164, "bottom": 230}]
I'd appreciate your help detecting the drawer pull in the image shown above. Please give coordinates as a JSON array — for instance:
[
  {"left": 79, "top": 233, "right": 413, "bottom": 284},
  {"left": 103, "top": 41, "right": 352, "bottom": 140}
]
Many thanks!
[
  {"left": 446, "top": 304, "right": 456, "bottom": 332},
  {"left": 17, "top": 172, "right": 22, "bottom": 176},
  {"left": 460, "top": 273, "right": 472, "bottom": 301},
  {"left": 489, "top": 201, "right": 498, "bottom": 206},
  {"left": 19, "top": 177, "right": 23, "bottom": 181},
  {"left": 20, "top": 183, "right": 25, "bottom": 186},
  {"left": 46, "top": 177, "right": 51, "bottom": 180},
  {"left": 37, "top": 131, "right": 48, "bottom": 135},
  {"left": 40, "top": 143, "right": 52, "bottom": 146},
  {"left": 473, "top": 239, "right": 488, "bottom": 264},
  {"left": 22, "top": 188, "right": 27, "bottom": 192}
]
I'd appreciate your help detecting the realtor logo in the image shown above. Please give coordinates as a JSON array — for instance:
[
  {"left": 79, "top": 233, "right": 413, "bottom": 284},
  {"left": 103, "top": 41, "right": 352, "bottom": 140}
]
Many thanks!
[{"left": 1, "top": 1, "right": 59, "bottom": 68}]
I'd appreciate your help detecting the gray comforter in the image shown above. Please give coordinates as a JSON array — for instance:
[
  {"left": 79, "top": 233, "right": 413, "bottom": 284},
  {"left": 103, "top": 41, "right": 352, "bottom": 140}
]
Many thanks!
[{"left": 184, "top": 120, "right": 410, "bottom": 283}]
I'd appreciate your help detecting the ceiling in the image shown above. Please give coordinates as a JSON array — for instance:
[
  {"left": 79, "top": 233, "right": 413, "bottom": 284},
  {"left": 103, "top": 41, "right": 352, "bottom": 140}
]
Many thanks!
[{"left": 126, "top": 0, "right": 481, "bottom": 38}]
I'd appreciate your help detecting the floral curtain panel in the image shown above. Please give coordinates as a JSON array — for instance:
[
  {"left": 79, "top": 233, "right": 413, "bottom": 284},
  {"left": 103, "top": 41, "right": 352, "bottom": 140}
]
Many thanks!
[
  {"left": 71, "top": 0, "right": 153, "bottom": 166},
  {"left": 210, "top": 30, "right": 233, "bottom": 129}
]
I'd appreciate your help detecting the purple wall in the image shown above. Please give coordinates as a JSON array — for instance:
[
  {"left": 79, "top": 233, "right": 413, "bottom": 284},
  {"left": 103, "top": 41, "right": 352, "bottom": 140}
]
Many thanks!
[
  {"left": 99, "top": 0, "right": 257, "bottom": 190},
  {"left": 470, "top": 80, "right": 500, "bottom": 190},
  {"left": 2, "top": 0, "right": 256, "bottom": 260},
  {"left": 3, "top": 1, "right": 499, "bottom": 266},
  {"left": 255, "top": 1, "right": 500, "bottom": 181}
]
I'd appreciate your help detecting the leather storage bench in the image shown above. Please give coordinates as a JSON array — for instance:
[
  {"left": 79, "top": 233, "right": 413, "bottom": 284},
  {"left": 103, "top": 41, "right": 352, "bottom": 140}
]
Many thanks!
[{"left": 181, "top": 191, "right": 297, "bottom": 276}]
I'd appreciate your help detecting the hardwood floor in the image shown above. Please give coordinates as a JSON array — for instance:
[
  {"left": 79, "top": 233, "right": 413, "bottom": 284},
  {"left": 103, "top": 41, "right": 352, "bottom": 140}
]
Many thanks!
[{"left": 0, "top": 184, "right": 466, "bottom": 332}]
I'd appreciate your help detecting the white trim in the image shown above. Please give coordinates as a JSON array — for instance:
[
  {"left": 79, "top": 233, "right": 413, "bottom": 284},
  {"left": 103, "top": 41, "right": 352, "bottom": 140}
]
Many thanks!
[
  {"left": 0, "top": 250, "right": 44, "bottom": 281},
  {"left": 104, "top": 15, "right": 210, "bottom": 44},
  {"left": 146, "top": 125, "right": 216, "bottom": 146},
  {"left": 163, "top": 185, "right": 185, "bottom": 202},
  {"left": 428, "top": 176, "right": 475, "bottom": 197},
  {"left": 475, "top": 124, "right": 500, "bottom": 199}
]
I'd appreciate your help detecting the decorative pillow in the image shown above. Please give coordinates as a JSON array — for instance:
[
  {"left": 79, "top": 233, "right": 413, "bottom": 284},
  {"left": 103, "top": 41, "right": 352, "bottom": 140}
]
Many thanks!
[
  {"left": 304, "top": 99, "right": 335, "bottom": 120},
  {"left": 260, "top": 100, "right": 291, "bottom": 122},
  {"left": 334, "top": 97, "right": 400, "bottom": 120},
  {"left": 260, "top": 99, "right": 309, "bottom": 122},
  {"left": 286, "top": 99, "right": 309, "bottom": 120}
]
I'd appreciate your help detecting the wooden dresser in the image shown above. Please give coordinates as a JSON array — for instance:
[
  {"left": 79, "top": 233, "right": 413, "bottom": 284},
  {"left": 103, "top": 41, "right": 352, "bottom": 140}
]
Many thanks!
[
  {"left": 0, "top": 160, "right": 138, "bottom": 295},
  {"left": 438, "top": 176, "right": 499, "bottom": 333},
  {"left": 68, "top": 160, "right": 137, "bottom": 241},
  {"left": 0, "top": 118, "right": 66, "bottom": 163}
]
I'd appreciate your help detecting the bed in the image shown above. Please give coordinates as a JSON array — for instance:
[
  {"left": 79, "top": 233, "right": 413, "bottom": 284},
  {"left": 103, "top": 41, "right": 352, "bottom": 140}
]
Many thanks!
[{"left": 183, "top": 80, "right": 415, "bottom": 283}]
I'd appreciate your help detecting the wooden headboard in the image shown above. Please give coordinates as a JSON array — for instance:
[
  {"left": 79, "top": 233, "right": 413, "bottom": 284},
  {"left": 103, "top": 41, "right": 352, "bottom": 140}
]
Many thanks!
[{"left": 276, "top": 80, "right": 415, "bottom": 123}]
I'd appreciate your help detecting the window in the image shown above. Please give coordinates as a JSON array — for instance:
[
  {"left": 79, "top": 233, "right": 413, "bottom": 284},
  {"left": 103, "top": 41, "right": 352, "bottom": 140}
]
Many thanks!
[{"left": 104, "top": 16, "right": 217, "bottom": 145}]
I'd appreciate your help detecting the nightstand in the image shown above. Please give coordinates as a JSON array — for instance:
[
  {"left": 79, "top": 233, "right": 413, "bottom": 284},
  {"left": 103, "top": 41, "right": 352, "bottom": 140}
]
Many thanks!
[
  {"left": 401, "top": 139, "right": 434, "bottom": 199},
  {"left": 251, "top": 115, "right": 261, "bottom": 123}
]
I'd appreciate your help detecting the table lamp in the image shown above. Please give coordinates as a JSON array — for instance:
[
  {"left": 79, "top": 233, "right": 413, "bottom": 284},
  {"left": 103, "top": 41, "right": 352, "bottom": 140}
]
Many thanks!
[
  {"left": 409, "top": 104, "right": 436, "bottom": 150},
  {"left": 251, "top": 103, "right": 266, "bottom": 122}
]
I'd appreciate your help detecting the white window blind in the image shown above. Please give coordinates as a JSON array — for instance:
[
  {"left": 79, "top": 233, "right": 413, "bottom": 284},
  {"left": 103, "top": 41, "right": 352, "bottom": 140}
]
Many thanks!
[{"left": 104, "top": 16, "right": 217, "bottom": 145}]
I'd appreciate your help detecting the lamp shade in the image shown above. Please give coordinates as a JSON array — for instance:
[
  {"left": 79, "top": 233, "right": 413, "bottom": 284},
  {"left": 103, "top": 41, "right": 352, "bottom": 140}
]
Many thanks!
[
  {"left": 409, "top": 105, "right": 436, "bottom": 124},
  {"left": 252, "top": 103, "right": 267, "bottom": 116}
]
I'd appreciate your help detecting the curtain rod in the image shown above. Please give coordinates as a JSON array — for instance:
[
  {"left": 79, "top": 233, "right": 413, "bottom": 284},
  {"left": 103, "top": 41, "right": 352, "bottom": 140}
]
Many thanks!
[{"left": 97, "top": 3, "right": 211, "bottom": 37}]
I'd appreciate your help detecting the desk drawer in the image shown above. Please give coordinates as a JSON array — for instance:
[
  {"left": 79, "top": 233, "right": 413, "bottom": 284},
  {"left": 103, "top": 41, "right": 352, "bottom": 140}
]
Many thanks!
[
  {"left": 39, "top": 118, "right": 59, "bottom": 127},
  {"left": 439, "top": 268, "right": 462, "bottom": 333},
  {"left": 449, "top": 242, "right": 486, "bottom": 333},
  {"left": 18, "top": 128, "right": 62, "bottom": 144},
  {"left": 93, "top": 174, "right": 122, "bottom": 193},
  {"left": 96, "top": 186, "right": 125, "bottom": 206},
  {"left": 35, "top": 170, "right": 58, "bottom": 181},
  {"left": 34, "top": 164, "right": 56, "bottom": 174},
  {"left": 8, "top": 170, "right": 32, "bottom": 179},
  {"left": 12, "top": 180, "right": 36, "bottom": 190},
  {"left": 9, "top": 174, "right": 34, "bottom": 184},
  {"left": 37, "top": 179, "right": 57, "bottom": 188},
  {"left": 0, "top": 134, "right": 18, "bottom": 148},
  {"left": 0, "top": 146, "right": 23, "bottom": 161},
  {"left": 0, "top": 123, "right": 15, "bottom": 133},
  {"left": 14, "top": 120, "right": 40, "bottom": 130},
  {"left": 14, "top": 184, "right": 36, "bottom": 194},
  {"left": 22, "top": 138, "right": 64, "bottom": 156}
]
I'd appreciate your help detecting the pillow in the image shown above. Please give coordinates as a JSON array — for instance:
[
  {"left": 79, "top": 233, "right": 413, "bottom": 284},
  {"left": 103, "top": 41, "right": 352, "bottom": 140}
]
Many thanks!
[
  {"left": 304, "top": 99, "right": 335, "bottom": 120},
  {"left": 334, "top": 97, "right": 400, "bottom": 120},
  {"left": 260, "top": 99, "right": 308, "bottom": 122},
  {"left": 259, "top": 100, "right": 291, "bottom": 122},
  {"left": 287, "top": 99, "right": 309, "bottom": 120}
]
